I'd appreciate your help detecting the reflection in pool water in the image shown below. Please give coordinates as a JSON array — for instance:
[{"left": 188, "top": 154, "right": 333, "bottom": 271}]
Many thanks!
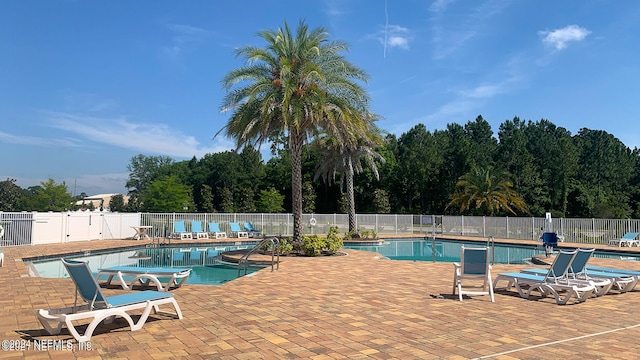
[
  {"left": 29, "top": 244, "right": 262, "bottom": 285},
  {"left": 343, "top": 239, "right": 640, "bottom": 264}
]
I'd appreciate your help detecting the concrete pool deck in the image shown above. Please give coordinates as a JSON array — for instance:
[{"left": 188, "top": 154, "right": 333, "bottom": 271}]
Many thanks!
[{"left": 2, "top": 236, "right": 640, "bottom": 359}]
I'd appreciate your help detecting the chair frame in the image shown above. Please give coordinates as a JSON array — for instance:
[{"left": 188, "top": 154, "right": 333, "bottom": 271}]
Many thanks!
[
  {"left": 521, "top": 248, "right": 615, "bottom": 296},
  {"left": 608, "top": 232, "right": 639, "bottom": 247},
  {"left": 229, "top": 222, "right": 249, "bottom": 238},
  {"left": 190, "top": 220, "right": 209, "bottom": 239},
  {"left": 494, "top": 250, "right": 596, "bottom": 305},
  {"left": 207, "top": 222, "right": 227, "bottom": 239},
  {"left": 171, "top": 221, "right": 193, "bottom": 240},
  {"left": 96, "top": 266, "right": 191, "bottom": 292},
  {"left": 452, "top": 246, "right": 494, "bottom": 302},
  {"left": 243, "top": 222, "right": 263, "bottom": 238},
  {"left": 37, "top": 259, "right": 183, "bottom": 342}
]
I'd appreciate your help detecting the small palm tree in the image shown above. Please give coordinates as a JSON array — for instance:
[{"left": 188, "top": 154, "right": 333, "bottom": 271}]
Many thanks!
[
  {"left": 447, "top": 166, "right": 529, "bottom": 215},
  {"left": 219, "top": 20, "right": 372, "bottom": 243},
  {"left": 314, "top": 122, "right": 385, "bottom": 236}
]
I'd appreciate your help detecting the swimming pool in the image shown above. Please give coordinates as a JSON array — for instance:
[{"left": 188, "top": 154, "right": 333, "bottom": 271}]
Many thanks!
[
  {"left": 343, "top": 239, "right": 640, "bottom": 264},
  {"left": 28, "top": 244, "right": 262, "bottom": 285}
]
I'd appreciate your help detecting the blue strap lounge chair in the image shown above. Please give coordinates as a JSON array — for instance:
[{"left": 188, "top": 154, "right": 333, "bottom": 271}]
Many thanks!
[
  {"left": 171, "top": 221, "right": 192, "bottom": 240},
  {"left": 229, "top": 222, "right": 249, "bottom": 238},
  {"left": 207, "top": 222, "right": 227, "bottom": 239},
  {"left": 243, "top": 222, "right": 263, "bottom": 238},
  {"left": 608, "top": 232, "right": 639, "bottom": 247},
  {"left": 520, "top": 248, "right": 619, "bottom": 296},
  {"left": 96, "top": 266, "right": 192, "bottom": 292},
  {"left": 37, "top": 259, "right": 183, "bottom": 343},
  {"left": 452, "top": 246, "right": 494, "bottom": 302},
  {"left": 584, "top": 265, "right": 640, "bottom": 291},
  {"left": 494, "top": 249, "right": 596, "bottom": 305},
  {"left": 190, "top": 221, "right": 208, "bottom": 239}
]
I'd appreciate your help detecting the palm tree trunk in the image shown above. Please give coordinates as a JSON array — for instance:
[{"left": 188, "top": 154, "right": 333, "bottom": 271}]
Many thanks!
[
  {"left": 346, "top": 157, "right": 356, "bottom": 234},
  {"left": 290, "top": 135, "right": 304, "bottom": 244}
]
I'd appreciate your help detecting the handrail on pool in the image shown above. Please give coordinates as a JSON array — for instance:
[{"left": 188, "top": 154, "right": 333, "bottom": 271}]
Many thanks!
[{"left": 238, "top": 236, "right": 280, "bottom": 276}]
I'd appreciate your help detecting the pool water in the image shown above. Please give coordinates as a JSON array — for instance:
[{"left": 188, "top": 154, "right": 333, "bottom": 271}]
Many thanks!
[
  {"left": 343, "top": 239, "right": 640, "bottom": 264},
  {"left": 29, "top": 244, "right": 262, "bottom": 285}
]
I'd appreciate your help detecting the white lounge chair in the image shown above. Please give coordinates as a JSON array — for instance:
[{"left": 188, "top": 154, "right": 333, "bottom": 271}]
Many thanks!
[
  {"left": 96, "top": 266, "right": 192, "bottom": 292},
  {"left": 171, "top": 221, "right": 192, "bottom": 240},
  {"left": 207, "top": 222, "right": 227, "bottom": 239},
  {"left": 452, "top": 246, "right": 494, "bottom": 302},
  {"left": 244, "top": 222, "right": 263, "bottom": 238},
  {"left": 37, "top": 259, "right": 183, "bottom": 343},
  {"left": 494, "top": 249, "right": 596, "bottom": 305},
  {"left": 190, "top": 221, "right": 208, "bottom": 239},
  {"left": 230, "top": 222, "right": 249, "bottom": 238},
  {"left": 585, "top": 265, "right": 640, "bottom": 291},
  {"left": 520, "top": 248, "right": 617, "bottom": 296},
  {"left": 0, "top": 249, "right": 4, "bottom": 267},
  {"left": 608, "top": 232, "right": 639, "bottom": 247}
]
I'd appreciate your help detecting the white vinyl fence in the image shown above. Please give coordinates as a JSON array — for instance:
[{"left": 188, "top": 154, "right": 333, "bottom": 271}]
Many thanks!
[{"left": 1, "top": 211, "right": 639, "bottom": 247}]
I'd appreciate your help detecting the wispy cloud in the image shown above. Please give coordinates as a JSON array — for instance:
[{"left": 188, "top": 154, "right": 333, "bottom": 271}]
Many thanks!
[
  {"left": 44, "top": 112, "right": 231, "bottom": 159},
  {"left": 429, "top": 0, "right": 455, "bottom": 13},
  {"left": 429, "top": 0, "right": 510, "bottom": 60},
  {"left": 539, "top": 25, "right": 591, "bottom": 50},
  {"left": 61, "top": 90, "right": 118, "bottom": 113},
  {"left": 384, "top": 25, "right": 411, "bottom": 50},
  {"left": 368, "top": 24, "right": 412, "bottom": 58},
  {"left": 323, "top": 0, "right": 349, "bottom": 17},
  {"left": 0, "top": 131, "right": 83, "bottom": 148},
  {"left": 424, "top": 80, "right": 512, "bottom": 122},
  {"left": 161, "top": 23, "right": 209, "bottom": 59},
  {"left": 362, "top": 0, "right": 412, "bottom": 58}
]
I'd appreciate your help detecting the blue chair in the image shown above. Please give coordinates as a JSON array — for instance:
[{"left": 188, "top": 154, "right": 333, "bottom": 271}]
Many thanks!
[
  {"left": 96, "top": 266, "right": 191, "bottom": 292},
  {"left": 171, "top": 221, "right": 192, "bottom": 240},
  {"left": 190, "top": 221, "right": 208, "bottom": 239},
  {"left": 244, "top": 222, "right": 263, "bottom": 238},
  {"left": 207, "top": 222, "right": 227, "bottom": 239},
  {"left": 520, "top": 248, "right": 617, "bottom": 296},
  {"left": 452, "top": 246, "right": 494, "bottom": 302},
  {"left": 608, "top": 232, "right": 639, "bottom": 247},
  {"left": 541, "top": 232, "right": 558, "bottom": 256},
  {"left": 494, "top": 250, "right": 596, "bottom": 305},
  {"left": 229, "top": 222, "right": 249, "bottom": 238},
  {"left": 37, "top": 259, "right": 182, "bottom": 342}
]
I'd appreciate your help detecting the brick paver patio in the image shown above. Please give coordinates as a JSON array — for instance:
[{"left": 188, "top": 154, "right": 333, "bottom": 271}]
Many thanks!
[{"left": 2, "top": 236, "right": 640, "bottom": 359}]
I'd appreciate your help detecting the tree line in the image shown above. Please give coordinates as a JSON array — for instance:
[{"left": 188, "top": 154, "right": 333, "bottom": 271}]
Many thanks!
[{"left": 2, "top": 115, "right": 637, "bottom": 219}]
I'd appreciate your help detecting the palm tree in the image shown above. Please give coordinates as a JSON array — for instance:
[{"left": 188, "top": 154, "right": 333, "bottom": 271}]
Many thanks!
[
  {"left": 219, "top": 20, "right": 372, "bottom": 243},
  {"left": 446, "top": 166, "right": 529, "bottom": 215},
  {"left": 314, "top": 122, "right": 385, "bottom": 236}
]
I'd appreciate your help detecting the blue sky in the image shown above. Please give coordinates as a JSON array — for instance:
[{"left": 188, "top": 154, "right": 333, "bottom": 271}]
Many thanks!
[{"left": 2, "top": 1, "right": 639, "bottom": 196}]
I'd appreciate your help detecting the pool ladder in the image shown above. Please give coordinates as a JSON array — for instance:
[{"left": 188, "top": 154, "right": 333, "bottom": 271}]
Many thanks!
[
  {"left": 238, "top": 236, "right": 281, "bottom": 277},
  {"left": 487, "top": 236, "right": 495, "bottom": 265}
]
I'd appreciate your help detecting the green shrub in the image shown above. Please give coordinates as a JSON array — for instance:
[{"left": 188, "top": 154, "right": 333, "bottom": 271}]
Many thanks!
[
  {"left": 360, "top": 230, "right": 370, "bottom": 239},
  {"left": 301, "top": 234, "right": 324, "bottom": 256},
  {"left": 343, "top": 229, "right": 358, "bottom": 240},
  {"left": 325, "top": 226, "right": 343, "bottom": 254},
  {"left": 260, "top": 237, "right": 293, "bottom": 255},
  {"left": 371, "top": 229, "right": 378, "bottom": 239},
  {"left": 299, "top": 227, "right": 343, "bottom": 256}
]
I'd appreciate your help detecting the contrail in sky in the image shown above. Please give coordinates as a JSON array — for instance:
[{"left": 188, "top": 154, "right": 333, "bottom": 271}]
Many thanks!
[{"left": 384, "top": 0, "right": 388, "bottom": 58}]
